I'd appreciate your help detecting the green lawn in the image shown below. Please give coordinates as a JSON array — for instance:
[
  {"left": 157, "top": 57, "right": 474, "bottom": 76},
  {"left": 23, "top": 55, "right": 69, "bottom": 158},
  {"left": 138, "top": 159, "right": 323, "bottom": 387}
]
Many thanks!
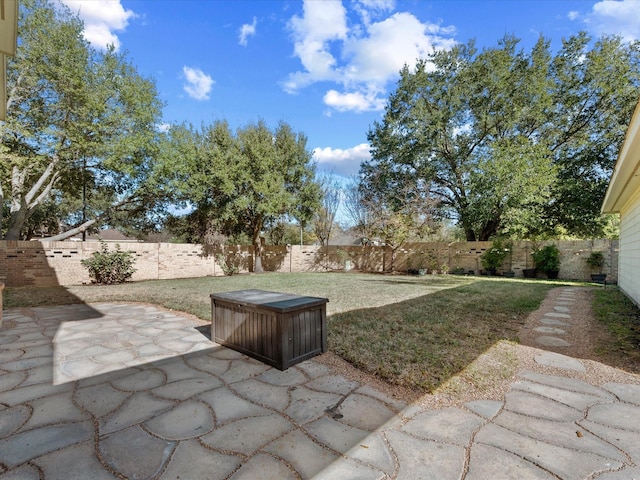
[
  {"left": 3, "top": 272, "right": 575, "bottom": 392},
  {"left": 593, "top": 287, "right": 640, "bottom": 373}
]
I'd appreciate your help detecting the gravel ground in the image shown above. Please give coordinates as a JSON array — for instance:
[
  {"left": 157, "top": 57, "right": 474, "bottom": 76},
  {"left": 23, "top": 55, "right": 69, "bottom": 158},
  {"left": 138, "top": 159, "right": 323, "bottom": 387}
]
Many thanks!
[{"left": 317, "top": 286, "right": 640, "bottom": 410}]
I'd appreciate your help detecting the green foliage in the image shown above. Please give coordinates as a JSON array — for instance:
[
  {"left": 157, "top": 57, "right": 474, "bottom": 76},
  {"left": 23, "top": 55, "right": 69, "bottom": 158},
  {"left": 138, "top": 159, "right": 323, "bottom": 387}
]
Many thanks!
[
  {"left": 159, "top": 120, "right": 321, "bottom": 271},
  {"left": 480, "top": 239, "right": 510, "bottom": 271},
  {"left": 364, "top": 33, "right": 640, "bottom": 240},
  {"left": 531, "top": 244, "right": 560, "bottom": 272},
  {"left": 81, "top": 242, "right": 136, "bottom": 284},
  {"left": 2, "top": 0, "right": 163, "bottom": 240},
  {"left": 585, "top": 251, "right": 605, "bottom": 271},
  {"left": 215, "top": 253, "right": 240, "bottom": 276}
]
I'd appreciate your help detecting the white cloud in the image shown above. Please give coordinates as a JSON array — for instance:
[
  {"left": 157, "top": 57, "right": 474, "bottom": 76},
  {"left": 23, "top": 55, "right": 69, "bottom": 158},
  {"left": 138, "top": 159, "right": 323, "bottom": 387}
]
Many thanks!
[
  {"left": 182, "top": 66, "right": 214, "bottom": 101},
  {"left": 284, "top": 0, "right": 456, "bottom": 113},
  {"left": 323, "top": 89, "right": 385, "bottom": 112},
  {"left": 586, "top": 0, "right": 640, "bottom": 41},
  {"left": 343, "top": 12, "right": 456, "bottom": 85},
  {"left": 285, "top": 0, "right": 348, "bottom": 91},
  {"left": 239, "top": 17, "right": 257, "bottom": 46},
  {"left": 313, "top": 143, "right": 371, "bottom": 176},
  {"left": 567, "top": 10, "right": 580, "bottom": 21},
  {"left": 59, "top": 0, "right": 136, "bottom": 50}
]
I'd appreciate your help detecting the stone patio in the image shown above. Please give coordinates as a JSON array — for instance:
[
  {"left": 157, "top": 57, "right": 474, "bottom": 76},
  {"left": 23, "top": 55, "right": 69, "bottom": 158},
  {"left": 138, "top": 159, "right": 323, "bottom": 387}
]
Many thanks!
[{"left": 1, "top": 290, "right": 640, "bottom": 479}]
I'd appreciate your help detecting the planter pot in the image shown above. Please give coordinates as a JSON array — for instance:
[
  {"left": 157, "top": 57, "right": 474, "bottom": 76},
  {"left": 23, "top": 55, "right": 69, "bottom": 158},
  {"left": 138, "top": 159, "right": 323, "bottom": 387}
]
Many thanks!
[
  {"left": 486, "top": 268, "right": 497, "bottom": 276},
  {"left": 523, "top": 268, "right": 537, "bottom": 278},
  {"left": 590, "top": 273, "right": 607, "bottom": 284},
  {"left": 503, "top": 271, "right": 515, "bottom": 278},
  {"left": 546, "top": 270, "right": 559, "bottom": 279}
]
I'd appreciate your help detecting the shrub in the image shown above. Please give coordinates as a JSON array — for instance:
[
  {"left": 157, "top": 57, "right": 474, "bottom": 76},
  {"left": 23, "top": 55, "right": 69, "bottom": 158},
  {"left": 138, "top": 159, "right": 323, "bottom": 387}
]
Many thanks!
[
  {"left": 481, "top": 239, "right": 509, "bottom": 271},
  {"left": 585, "top": 251, "right": 604, "bottom": 272},
  {"left": 81, "top": 241, "right": 137, "bottom": 284},
  {"left": 215, "top": 253, "right": 239, "bottom": 276},
  {"left": 532, "top": 244, "right": 560, "bottom": 272}
]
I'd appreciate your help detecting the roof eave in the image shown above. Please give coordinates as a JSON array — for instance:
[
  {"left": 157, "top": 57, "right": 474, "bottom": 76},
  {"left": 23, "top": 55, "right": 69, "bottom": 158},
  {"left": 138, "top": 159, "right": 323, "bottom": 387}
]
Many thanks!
[{"left": 602, "top": 98, "right": 640, "bottom": 214}]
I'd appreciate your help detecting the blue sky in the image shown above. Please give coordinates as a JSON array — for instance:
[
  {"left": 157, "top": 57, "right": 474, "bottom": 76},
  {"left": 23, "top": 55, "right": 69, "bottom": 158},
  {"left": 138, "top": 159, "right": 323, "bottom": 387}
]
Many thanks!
[{"left": 59, "top": 0, "right": 640, "bottom": 179}]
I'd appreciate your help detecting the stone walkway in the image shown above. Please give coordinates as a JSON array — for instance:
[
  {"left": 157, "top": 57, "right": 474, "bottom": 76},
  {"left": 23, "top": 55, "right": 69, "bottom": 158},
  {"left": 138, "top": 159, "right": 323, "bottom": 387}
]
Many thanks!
[
  {"left": 533, "top": 288, "right": 578, "bottom": 349},
  {"left": 1, "top": 289, "right": 640, "bottom": 479}
]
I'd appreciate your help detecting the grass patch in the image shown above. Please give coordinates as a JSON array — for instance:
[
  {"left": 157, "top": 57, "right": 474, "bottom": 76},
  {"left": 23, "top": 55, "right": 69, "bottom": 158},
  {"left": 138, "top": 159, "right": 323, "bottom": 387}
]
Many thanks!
[
  {"left": 5, "top": 272, "right": 567, "bottom": 393},
  {"left": 593, "top": 287, "right": 640, "bottom": 373},
  {"left": 4, "top": 273, "right": 469, "bottom": 319},
  {"left": 329, "top": 278, "right": 555, "bottom": 392}
]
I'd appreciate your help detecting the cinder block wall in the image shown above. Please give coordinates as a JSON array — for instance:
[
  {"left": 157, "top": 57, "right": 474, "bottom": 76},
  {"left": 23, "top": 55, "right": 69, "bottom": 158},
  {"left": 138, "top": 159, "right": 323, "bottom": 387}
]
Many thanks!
[{"left": 0, "top": 239, "right": 619, "bottom": 287}]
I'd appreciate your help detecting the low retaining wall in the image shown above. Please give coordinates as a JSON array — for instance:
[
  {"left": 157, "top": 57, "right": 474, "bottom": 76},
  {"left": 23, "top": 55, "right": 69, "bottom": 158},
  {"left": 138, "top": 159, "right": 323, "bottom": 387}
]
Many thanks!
[{"left": 0, "top": 239, "right": 619, "bottom": 287}]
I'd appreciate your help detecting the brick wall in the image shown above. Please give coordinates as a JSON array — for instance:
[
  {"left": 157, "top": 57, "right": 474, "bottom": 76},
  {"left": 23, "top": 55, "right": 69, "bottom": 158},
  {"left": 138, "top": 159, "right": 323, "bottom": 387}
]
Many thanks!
[{"left": 0, "top": 239, "right": 619, "bottom": 287}]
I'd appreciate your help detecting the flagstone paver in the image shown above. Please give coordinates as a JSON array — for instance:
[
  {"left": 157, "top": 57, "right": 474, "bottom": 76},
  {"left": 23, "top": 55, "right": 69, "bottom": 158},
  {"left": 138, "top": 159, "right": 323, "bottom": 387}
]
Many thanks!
[
  {"left": 534, "top": 351, "right": 587, "bottom": 372},
  {"left": 1, "top": 292, "right": 639, "bottom": 479},
  {"left": 540, "top": 317, "right": 571, "bottom": 326},
  {"left": 535, "top": 335, "right": 571, "bottom": 347}
]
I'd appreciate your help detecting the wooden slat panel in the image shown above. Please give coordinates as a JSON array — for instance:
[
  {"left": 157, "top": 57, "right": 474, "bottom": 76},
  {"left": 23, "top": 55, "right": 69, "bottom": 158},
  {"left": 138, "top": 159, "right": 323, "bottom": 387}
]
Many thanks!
[{"left": 212, "top": 296, "right": 326, "bottom": 370}]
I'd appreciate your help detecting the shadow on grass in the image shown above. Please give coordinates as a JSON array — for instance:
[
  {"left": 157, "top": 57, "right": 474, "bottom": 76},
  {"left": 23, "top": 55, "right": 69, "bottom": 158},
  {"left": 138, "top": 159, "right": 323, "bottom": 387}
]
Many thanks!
[
  {"left": 4, "top": 285, "right": 89, "bottom": 309},
  {"left": 328, "top": 279, "right": 556, "bottom": 394}
]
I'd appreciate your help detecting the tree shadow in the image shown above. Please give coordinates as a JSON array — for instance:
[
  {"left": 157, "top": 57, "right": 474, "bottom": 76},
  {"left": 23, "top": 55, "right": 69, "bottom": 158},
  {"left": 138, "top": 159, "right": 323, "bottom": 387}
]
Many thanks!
[{"left": 327, "top": 282, "right": 530, "bottom": 393}]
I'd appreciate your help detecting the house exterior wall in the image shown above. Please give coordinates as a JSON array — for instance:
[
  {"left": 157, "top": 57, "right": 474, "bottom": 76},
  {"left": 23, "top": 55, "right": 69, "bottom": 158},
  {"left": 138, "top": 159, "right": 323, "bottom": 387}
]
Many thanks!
[
  {"left": 602, "top": 97, "right": 640, "bottom": 307},
  {"left": 618, "top": 187, "right": 640, "bottom": 306}
]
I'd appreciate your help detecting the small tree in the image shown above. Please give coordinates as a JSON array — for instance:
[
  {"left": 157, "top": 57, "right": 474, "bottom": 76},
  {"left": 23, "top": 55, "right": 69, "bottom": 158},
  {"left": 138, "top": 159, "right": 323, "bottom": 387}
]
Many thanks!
[
  {"left": 81, "top": 241, "right": 136, "bottom": 284},
  {"left": 313, "top": 173, "right": 341, "bottom": 246}
]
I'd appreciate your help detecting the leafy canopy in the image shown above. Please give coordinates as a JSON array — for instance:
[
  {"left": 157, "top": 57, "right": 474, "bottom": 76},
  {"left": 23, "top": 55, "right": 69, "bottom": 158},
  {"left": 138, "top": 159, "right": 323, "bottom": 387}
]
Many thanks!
[
  {"left": 364, "top": 33, "right": 640, "bottom": 241},
  {"left": 1, "top": 0, "right": 163, "bottom": 240},
  {"left": 160, "top": 120, "right": 321, "bottom": 271}
]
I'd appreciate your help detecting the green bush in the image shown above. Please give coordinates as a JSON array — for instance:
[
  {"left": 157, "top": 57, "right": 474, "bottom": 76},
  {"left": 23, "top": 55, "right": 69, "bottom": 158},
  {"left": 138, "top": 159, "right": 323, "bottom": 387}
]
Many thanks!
[
  {"left": 81, "top": 241, "right": 137, "bottom": 284},
  {"left": 215, "top": 253, "right": 239, "bottom": 276},
  {"left": 532, "top": 244, "right": 560, "bottom": 272},
  {"left": 586, "top": 251, "right": 604, "bottom": 272},
  {"left": 481, "top": 239, "right": 509, "bottom": 271}
]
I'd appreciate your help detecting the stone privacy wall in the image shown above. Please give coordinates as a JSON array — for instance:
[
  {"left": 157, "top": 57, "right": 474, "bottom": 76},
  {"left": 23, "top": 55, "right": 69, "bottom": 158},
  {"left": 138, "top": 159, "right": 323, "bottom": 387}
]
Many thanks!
[{"left": 0, "top": 239, "right": 618, "bottom": 287}]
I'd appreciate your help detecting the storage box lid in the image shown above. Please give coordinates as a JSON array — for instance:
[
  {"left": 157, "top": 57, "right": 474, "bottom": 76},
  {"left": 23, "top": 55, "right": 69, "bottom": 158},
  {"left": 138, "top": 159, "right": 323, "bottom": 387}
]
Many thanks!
[{"left": 211, "top": 289, "right": 328, "bottom": 313}]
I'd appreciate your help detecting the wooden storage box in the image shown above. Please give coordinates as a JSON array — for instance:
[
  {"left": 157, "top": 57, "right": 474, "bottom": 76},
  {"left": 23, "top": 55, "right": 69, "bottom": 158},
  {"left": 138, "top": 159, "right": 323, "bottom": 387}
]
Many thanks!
[{"left": 210, "top": 289, "right": 328, "bottom": 370}]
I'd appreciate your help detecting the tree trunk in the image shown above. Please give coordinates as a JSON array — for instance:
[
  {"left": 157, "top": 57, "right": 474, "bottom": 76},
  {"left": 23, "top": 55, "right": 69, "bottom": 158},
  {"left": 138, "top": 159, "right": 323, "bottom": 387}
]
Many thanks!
[
  {"left": 41, "top": 218, "right": 98, "bottom": 241},
  {"left": 252, "top": 227, "right": 264, "bottom": 273},
  {"left": 4, "top": 159, "right": 60, "bottom": 240},
  {"left": 478, "top": 218, "right": 501, "bottom": 241},
  {"left": 5, "top": 205, "right": 28, "bottom": 240}
]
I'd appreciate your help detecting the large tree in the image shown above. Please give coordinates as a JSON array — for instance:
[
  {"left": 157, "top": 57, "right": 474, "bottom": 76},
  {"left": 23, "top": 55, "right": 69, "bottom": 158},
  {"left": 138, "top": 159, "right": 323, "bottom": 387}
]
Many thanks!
[
  {"left": 1, "top": 0, "right": 163, "bottom": 240},
  {"left": 162, "top": 120, "right": 321, "bottom": 271},
  {"left": 365, "top": 34, "right": 640, "bottom": 241}
]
